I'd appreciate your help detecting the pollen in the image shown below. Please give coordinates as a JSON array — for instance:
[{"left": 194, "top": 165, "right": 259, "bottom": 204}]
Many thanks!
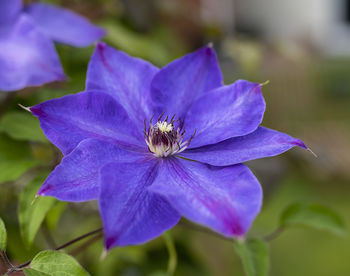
[
  {"left": 144, "top": 113, "right": 195, "bottom": 158},
  {"left": 156, "top": 121, "right": 173, "bottom": 133}
]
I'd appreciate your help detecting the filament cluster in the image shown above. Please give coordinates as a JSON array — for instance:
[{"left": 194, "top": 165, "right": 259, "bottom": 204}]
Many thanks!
[{"left": 144, "top": 113, "right": 195, "bottom": 157}]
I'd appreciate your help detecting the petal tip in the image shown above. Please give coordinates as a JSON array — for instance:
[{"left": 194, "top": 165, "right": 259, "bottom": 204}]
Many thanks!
[
  {"left": 225, "top": 222, "right": 247, "bottom": 237},
  {"left": 307, "top": 147, "right": 318, "bottom": 158},
  {"left": 37, "top": 184, "right": 51, "bottom": 197},
  {"left": 203, "top": 45, "right": 216, "bottom": 56},
  {"left": 235, "top": 79, "right": 263, "bottom": 95},
  {"left": 96, "top": 41, "right": 107, "bottom": 51},
  {"left": 260, "top": 80, "right": 270, "bottom": 87},
  {"left": 31, "top": 195, "right": 39, "bottom": 205},
  {"left": 236, "top": 235, "right": 245, "bottom": 242},
  {"left": 18, "top": 104, "right": 32, "bottom": 113},
  {"left": 88, "top": 27, "right": 106, "bottom": 45},
  {"left": 247, "top": 81, "right": 264, "bottom": 95},
  {"left": 291, "top": 139, "right": 308, "bottom": 150},
  {"left": 29, "top": 105, "right": 45, "bottom": 117},
  {"left": 100, "top": 249, "right": 108, "bottom": 260},
  {"left": 57, "top": 72, "right": 67, "bottom": 81},
  {"left": 105, "top": 236, "right": 118, "bottom": 250}
]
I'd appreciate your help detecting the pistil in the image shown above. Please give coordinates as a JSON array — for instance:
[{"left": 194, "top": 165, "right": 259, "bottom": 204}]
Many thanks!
[{"left": 144, "top": 114, "right": 195, "bottom": 157}]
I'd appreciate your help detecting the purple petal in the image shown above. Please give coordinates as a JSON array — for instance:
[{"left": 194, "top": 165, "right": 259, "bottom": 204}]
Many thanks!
[
  {"left": 150, "top": 158, "right": 262, "bottom": 237},
  {"left": 31, "top": 91, "right": 144, "bottom": 155},
  {"left": 0, "top": 0, "right": 22, "bottom": 25},
  {"left": 184, "top": 80, "right": 266, "bottom": 148},
  {"left": 86, "top": 43, "right": 159, "bottom": 127},
  {"left": 0, "top": 15, "right": 65, "bottom": 92},
  {"left": 24, "top": 3, "right": 105, "bottom": 47},
  {"left": 38, "top": 139, "right": 145, "bottom": 202},
  {"left": 99, "top": 161, "right": 180, "bottom": 248},
  {"left": 181, "top": 127, "right": 307, "bottom": 166},
  {"left": 150, "top": 46, "right": 223, "bottom": 118}
]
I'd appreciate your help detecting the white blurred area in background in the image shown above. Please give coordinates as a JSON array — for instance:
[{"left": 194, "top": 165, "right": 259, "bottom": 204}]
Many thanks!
[
  {"left": 198, "top": 0, "right": 350, "bottom": 55},
  {"left": 236, "top": 0, "right": 350, "bottom": 55}
]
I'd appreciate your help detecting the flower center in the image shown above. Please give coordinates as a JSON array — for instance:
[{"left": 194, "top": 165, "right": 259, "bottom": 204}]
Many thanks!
[{"left": 144, "top": 114, "right": 195, "bottom": 158}]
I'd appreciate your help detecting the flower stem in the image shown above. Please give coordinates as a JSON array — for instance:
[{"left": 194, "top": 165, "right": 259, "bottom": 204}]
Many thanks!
[
  {"left": 263, "top": 226, "right": 285, "bottom": 242},
  {"left": 1, "top": 250, "right": 14, "bottom": 269},
  {"left": 6, "top": 227, "right": 103, "bottom": 274},
  {"left": 178, "top": 220, "right": 234, "bottom": 242},
  {"left": 55, "top": 227, "right": 103, "bottom": 251},
  {"left": 68, "top": 233, "right": 104, "bottom": 256},
  {"left": 162, "top": 232, "right": 177, "bottom": 276}
]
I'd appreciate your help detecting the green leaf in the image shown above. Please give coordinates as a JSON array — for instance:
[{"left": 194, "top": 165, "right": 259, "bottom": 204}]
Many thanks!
[
  {"left": 280, "top": 203, "right": 346, "bottom": 235},
  {"left": 0, "top": 111, "right": 47, "bottom": 142},
  {"left": 19, "top": 173, "right": 56, "bottom": 248},
  {"left": 0, "top": 133, "right": 38, "bottom": 183},
  {"left": 23, "top": 268, "right": 51, "bottom": 276},
  {"left": 234, "top": 238, "right": 269, "bottom": 276},
  {"left": 29, "top": 250, "right": 90, "bottom": 276},
  {"left": 0, "top": 217, "right": 6, "bottom": 251}
]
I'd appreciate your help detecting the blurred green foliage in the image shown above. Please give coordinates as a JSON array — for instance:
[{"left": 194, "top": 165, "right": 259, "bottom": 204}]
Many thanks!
[
  {"left": 0, "top": 112, "right": 47, "bottom": 143},
  {"left": 19, "top": 173, "right": 56, "bottom": 249},
  {"left": 280, "top": 202, "right": 345, "bottom": 235},
  {"left": 0, "top": 134, "right": 38, "bottom": 183}
]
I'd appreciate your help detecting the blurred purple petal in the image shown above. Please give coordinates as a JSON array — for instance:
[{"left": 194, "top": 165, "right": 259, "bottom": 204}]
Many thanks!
[
  {"left": 38, "top": 139, "right": 145, "bottom": 202},
  {"left": 31, "top": 91, "right": 143, "bottom": 155},
  {"left": 0, "top": 15, "right": 64, "bottom": 92},
  {"left": 25, "top": 3, "right": 105, "bottom": 47},
  {"left": 150, "top": 158, "right": 262, "bottom": 237},
  {"left": 100, "top": 161, "right": 180, "bottom": 248},
  {"left": 150, "top": 46, "right": 223, "bottom": 118},
  {"left": 185, "top": 80, "right": 265, "bottom": 148},
  {"left": 181, "top": 127, "right": 307, "bottom": 166},
  {"left": 86, "top": 43, "right": 159, "bottom": 126},
  {"left": 0, "top": 0, "right": 22, "bottom": 25}
]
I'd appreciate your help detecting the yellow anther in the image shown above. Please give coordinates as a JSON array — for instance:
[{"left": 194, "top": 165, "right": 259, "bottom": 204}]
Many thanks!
[{"left": 156, "top": 121, "right": 173, "bottom": 133}]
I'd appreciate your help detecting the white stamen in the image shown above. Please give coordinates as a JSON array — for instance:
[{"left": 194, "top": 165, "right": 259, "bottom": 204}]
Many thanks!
[
  {"left": 156, "top": 121, "right": 173, "bottom": 133},
  {"left": 144, "top": 117, "right": 194, "bottom": 158}
]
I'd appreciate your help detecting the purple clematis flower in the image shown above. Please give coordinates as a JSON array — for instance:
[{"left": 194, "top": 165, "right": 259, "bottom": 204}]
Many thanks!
[
  {"left": 0, "top": 0, "right": 105, "bottom": 92},
  {"left": 30, "top": 42, "right": 307, "bottom": 249}
]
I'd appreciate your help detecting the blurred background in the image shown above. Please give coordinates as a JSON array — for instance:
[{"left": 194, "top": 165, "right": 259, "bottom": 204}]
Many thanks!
[{"left": 1, "top": 0, "right": 350, "bottom": 275}]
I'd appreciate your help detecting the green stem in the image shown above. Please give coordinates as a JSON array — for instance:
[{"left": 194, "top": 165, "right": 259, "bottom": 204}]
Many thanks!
[
  {"left": 68, "top": 233, "right": 103, "bottom": 256},
  {"left": 178, "top": 220, "right": 234, "bottom": 242},
  {"left": 162, "top": 232, "right": 177, "bottom": 276},
  {"left": 264, "top": 226, "right": 285, "bottom": 242},
  {"left": 1, "top": 250, "right": 14, "bottom": 269}
]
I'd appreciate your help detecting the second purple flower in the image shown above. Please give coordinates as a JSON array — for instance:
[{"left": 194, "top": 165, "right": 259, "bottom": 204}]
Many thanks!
[{"left": 0, "top": 0, "right": 105, "bottom": 92}]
